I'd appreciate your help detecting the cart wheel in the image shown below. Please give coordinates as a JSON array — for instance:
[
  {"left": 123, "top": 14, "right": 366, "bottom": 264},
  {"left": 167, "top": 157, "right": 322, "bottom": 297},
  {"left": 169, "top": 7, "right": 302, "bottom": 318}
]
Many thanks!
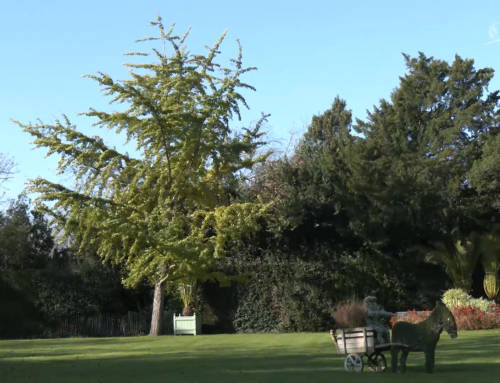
[
  {"left": 368, "top": 352, "right": 387, "bottom": 372},
  {"left": 344, "top": 353, "right": 364, "bottom": 372}
]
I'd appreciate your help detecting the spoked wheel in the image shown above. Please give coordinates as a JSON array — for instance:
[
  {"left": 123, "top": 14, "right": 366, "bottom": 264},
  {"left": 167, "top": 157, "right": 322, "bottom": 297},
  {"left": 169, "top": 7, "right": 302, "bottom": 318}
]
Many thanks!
[
  {"left": 367, "top": 352, "right": 387, "bottom": 372},
  {"left": 344, "top": 353, "right": 364, "bottom": 372}
]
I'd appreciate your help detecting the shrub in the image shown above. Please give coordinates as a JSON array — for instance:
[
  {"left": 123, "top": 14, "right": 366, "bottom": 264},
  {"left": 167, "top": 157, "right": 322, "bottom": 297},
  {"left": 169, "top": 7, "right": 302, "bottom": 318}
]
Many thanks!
[
  {"left": 390, "top": 305, "right": 500, "bottom": 330},
  {"left": 452, "top": 305, "right": 500, "bottom": 330},
  {"left": 390, "top": 310, "right": 431, "bottom": 328},
  {"left": 225, "top": 244, "right": 412, "bottom": 333},
  {"left": 0, "top": 274, "right": 44, "bottom": 338},
  {"left": 442, "top": 289, "right": 470, "bottom": 308},
  {"left": 332, "top": 299, "right": 367, "bottom": 329},
  {"left": 468, "top": 297, "right": 495, "bottom": 313},
  {"left": 442, "top": 288, "right": 495, "bottom": 313}
]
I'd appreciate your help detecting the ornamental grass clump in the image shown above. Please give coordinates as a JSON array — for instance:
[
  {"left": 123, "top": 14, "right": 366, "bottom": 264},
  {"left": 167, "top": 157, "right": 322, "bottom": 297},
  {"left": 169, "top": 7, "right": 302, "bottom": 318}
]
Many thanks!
[
  {"left": 442, "top": 288, "right": 470, "bottom": 308},
  {"left": 332, "top": 299, "right": 367, "bottom": 329},
  {"left": 179, "top": 279, "right": 196, "bottom": 317}
]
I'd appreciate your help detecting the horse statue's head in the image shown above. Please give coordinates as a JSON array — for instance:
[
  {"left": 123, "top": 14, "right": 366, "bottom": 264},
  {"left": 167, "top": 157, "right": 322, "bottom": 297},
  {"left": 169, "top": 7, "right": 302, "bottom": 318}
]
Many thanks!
[{"left": 434, "top": 300, "right": 458, "bottom": 339}]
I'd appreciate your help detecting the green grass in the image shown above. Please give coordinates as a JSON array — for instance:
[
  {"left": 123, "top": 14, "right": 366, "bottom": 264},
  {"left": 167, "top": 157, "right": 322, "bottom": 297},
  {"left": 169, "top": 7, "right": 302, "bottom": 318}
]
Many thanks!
[{"left": 1, "top": 331, "right": 499, "bottom": 382}]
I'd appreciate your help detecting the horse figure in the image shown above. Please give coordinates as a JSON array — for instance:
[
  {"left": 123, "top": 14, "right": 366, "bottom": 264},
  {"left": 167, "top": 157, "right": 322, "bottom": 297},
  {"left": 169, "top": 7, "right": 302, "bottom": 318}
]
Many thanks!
[{"left": 391, "top": 301, "right": 457, "bottom": 374}]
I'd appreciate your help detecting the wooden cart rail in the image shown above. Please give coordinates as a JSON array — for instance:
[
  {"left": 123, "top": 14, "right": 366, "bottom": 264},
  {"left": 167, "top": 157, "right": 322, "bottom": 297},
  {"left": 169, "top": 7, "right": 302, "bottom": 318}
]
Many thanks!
[{"left": 330, "top": 327, "right": 375, "bottom": 354}]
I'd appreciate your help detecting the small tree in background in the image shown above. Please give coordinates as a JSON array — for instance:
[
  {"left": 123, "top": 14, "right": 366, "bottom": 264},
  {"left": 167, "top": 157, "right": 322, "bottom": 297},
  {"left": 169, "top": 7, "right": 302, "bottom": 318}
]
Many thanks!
[
  {"left": 15, "top": 15, "right": 270, "bottom": 336},
  {"left": 0, "top": 153, "right": 16, "bottom": 200}
]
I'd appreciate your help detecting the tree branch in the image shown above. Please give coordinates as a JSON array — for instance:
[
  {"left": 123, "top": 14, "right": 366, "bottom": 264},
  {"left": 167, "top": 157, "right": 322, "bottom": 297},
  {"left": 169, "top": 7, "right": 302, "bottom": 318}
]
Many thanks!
[{"left": 0, "top": 153, "right": 17, "bottom": 190}]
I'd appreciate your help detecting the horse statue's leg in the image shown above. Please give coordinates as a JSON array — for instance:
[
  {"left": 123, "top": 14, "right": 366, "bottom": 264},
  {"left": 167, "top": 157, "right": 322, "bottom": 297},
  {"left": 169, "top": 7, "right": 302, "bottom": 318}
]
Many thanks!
[
  {"left": 400, "top": 348, "right": 410, "bottom": 373},
  {"left": 424, "top": 348, "right": 435, "bottom": 373},
  {"left": 391, "top": 346, "right": 400, "bottom": 373}
]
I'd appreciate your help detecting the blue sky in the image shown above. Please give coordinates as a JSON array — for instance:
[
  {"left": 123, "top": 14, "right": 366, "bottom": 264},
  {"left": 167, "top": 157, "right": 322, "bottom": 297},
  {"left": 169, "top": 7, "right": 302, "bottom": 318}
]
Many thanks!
[{"left": 1, "top": 0, "right": 500, "bottom": 203}]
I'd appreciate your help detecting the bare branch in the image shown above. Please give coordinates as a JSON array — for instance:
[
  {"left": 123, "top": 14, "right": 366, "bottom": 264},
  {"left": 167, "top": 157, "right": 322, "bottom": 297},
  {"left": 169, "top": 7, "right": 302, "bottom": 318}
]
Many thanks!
[{"left": 0, "top": 153, "right": 17, "bottom": 190}]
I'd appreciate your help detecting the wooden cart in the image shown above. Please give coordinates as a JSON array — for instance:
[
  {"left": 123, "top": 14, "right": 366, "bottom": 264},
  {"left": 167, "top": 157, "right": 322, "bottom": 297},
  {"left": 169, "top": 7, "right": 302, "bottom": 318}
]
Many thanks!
[{"left": 330, "top": 327, "right": 392, "bottom": 373}]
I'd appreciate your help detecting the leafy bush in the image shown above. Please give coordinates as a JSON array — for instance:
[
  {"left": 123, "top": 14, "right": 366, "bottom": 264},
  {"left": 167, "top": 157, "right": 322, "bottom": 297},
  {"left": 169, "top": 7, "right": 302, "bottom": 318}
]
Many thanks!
[
  {"left": 442, "top": 289, "right": 495, "bottom": 313},
  {"left": 442, "top": 289, "right": 471, "bottom": 308},
  {"left": 332, "top": 299, "right": 366, "bottom": 329},
  {"left": 222, "top": 244, "right": 412, "bottom": 333},
  {"left": 231, "top": 256, "right": 339, "bottom": 333},
  {"left": 452, "top": 305, "right": 500, "bottom": 330},
  {"left": 0, "top": 274, "right": 44, "bottom": 338},
  {"left": 469, "top": 298, "right": 495, "bottom": 313}
]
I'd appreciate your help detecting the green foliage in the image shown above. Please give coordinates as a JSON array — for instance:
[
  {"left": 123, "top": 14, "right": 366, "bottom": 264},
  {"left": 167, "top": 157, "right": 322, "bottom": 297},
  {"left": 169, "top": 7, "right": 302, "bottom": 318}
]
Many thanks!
[
  {"left": 253, "top": 97, "right": 354, "bottom": 246},
  {"left": 442, "top": 288, "right": 494, "bottom": 313},
  {"left": 32, "top": 267, "right": 128, "bottom": 322},
  {"left": 442, "top": 288, "right": 471, "bottom": 308},
  {"left": 221, "top": 243, "right": 411, "bottom": 333},
  {"left": 0, "top": 194, "right": 151, "bottom": 337},
  {"left": 424, "top": 229, "right": 481, "bottom": 292},
  {"left": 0, "top": 253, "right": 148, "bottom": 334},
  {"left": 0, "top": 274, "right": 43, "bottom": 339},
  {"left": 32, "top": 270, "right": 101, "bottom": 321},
  {"left": 469, "top": 297, "right": 493, "bottom": 313},
  {"left": 0, "top": 195, "right": 53, "bottom": 270},
  {"left": 468, "top": 134, "right": 500, "bottom": 213},
  {"left": 14, "top": 15, "right": 270, "bottom": 292},
  {"left": 246, "top": 52, "right": 500, "bottom": 317},
  {"left": 346, "top": 53, "right": 500, "bottom": 248}
]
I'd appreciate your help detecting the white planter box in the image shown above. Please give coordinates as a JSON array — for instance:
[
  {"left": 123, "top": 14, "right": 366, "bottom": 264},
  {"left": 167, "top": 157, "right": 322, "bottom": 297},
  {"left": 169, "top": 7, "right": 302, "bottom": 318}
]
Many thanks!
[{"left": 173, "top": 313, "right": 201, "bottom": 335}]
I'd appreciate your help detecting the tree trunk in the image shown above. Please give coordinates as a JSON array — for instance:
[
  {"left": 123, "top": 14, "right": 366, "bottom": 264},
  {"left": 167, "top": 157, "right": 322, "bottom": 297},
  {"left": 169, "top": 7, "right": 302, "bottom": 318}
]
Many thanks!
[{"left": 149, "top": 281, "right": 165, "bottom": 336}]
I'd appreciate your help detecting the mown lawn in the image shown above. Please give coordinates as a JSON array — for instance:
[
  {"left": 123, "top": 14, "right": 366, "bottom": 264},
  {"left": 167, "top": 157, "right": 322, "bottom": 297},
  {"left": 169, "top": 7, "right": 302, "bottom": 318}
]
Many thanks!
[{"left": 1, "top": 330, "right": 499, "bottom": 382}]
